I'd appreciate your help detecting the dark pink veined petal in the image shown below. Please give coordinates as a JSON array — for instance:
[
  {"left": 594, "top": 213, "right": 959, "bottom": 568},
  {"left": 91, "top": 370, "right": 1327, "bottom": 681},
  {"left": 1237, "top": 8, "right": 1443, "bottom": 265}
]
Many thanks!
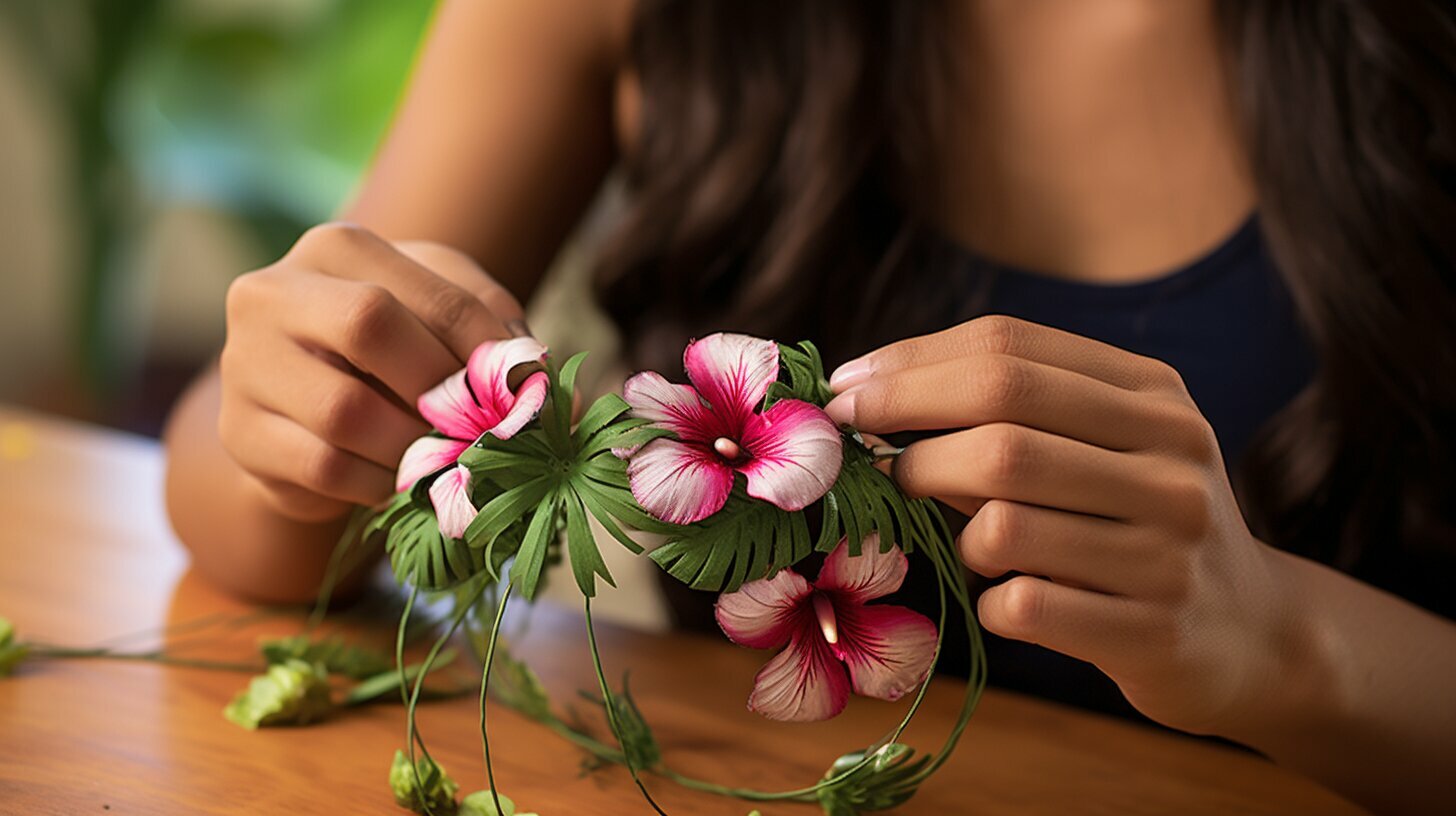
[
  {"left": 395, "top": 436, "right": 471, "bottom": 493},
  {"left": 813, "top": 534, "right": 908, "bottom": 602},
  {"left": 746, "top": 628, "right": 851, "bottom": 722},
  {"left": 488, "top": 370, "right": 548, "bottom": 440},
  {"left": 715, "top": 568, "right": 813, "bottom": 650},
  {"left": 683, "top": 333, "right": 779, "bottom": 431},
  {"left": 428, "top": 464, "right": 478, "bottom": 539},
  {"left": 464, "top": 336, "right": 549, "bottom": 415},
  {"left": 832, "top": 602, "right": 938, "bottom": 702},
  {"left": 417, "top": 369, "right": 492, "bottom": 441},
  {"left": 627, "top": 438, "right": 734, "bottom": 525},
  {"left": 622, "top": 370, "right": 721, "bottom": 442},
  {"left": 737, "top": 398, "right": 842, "bottom": 511}
]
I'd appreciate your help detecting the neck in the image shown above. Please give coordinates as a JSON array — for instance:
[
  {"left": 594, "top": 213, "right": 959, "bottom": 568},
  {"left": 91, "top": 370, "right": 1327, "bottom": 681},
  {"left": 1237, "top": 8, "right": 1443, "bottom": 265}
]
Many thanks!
[{"left": 942, "top": 0, "right": 1255, "bottom": 283}]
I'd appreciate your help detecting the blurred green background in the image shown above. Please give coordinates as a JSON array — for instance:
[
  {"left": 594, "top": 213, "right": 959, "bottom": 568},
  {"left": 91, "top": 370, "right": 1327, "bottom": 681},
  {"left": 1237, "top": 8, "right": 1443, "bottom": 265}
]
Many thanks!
[{"left": 0, "top": 0, "right": 439, "bottom": 433}]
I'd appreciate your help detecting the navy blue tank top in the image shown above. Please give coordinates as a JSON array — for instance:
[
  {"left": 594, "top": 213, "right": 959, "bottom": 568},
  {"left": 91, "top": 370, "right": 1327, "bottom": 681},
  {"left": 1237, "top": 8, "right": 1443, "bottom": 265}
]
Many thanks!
[{"left": 946, "top": 215, "right": 1316, "bottom": 468}]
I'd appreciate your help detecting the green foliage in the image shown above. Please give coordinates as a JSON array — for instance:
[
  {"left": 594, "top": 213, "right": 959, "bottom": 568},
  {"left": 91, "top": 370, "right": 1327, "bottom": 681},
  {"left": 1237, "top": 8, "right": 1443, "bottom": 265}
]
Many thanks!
[
  {"left": 649, "top": 491, "right": 812, "bottom": 592},
  {"left": 767, "top": 340, "right": 836, "bottom": 408},
  {"left": 390, "top": 749, "right": 460, "bottom": 815},
  {"left": 223, "top": 658, "right": 332, "bottom": 730},
  {"left": 372, "top": 488, "right": 522, "bottom": 593},
  {"left": 607, "top": 674, "right": 661, "bottom": 770},
  {"left": 816, "top": 744, "right": 930, "bottom": 816},
  {"left": 489, "top": 645, "right": 552, "bottom": 722},
  {"left": 343, "top": 650, "right": 458, "bottom": 708},
  {"left": 260, "top": 633, "right": 391, "bottom": 680},
  {"left": 458, "top": 353, "right": 676, "bottom": 600},
  {"left": 0, "top": 617, "right": 28, "bottom": 677}
]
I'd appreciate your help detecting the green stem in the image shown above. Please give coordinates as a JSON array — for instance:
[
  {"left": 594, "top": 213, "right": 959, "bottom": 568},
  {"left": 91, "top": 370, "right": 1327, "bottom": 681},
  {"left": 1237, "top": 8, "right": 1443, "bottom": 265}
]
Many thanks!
[
  {"left": 584, "top": 599, "right": 669, "bottom": 815},
  {"left": 478, "top": 581, "right": 514, "bottom": 816},
  {"left": 24, "top": 646, "right": 261, "bottom": 673}
]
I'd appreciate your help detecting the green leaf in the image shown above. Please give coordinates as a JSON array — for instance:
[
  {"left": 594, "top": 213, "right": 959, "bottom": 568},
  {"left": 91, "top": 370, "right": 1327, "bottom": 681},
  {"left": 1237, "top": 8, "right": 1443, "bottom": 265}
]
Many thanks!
[
  {"left": 344, "top": 649, "right": 457, "bottom": 706},
  {"left": 819, "top": 444, "right": 939, "bottom": 557},
  {"left": 572, "top": 392, "right": 631, "bottom": 446},
  {"left": 609, "top": 674, "right": 661, "bottom": 770},
  {"left": 649, "top": 491, "right": 812, "bottom": 592},
  {"left": 562, "top": 489, "right": 614, "bottom": 597},
  {"left": 387, "top": 507, "right": 502, "bottom": 591},
  {"left": 0, "top": 617, "right": 28, "bottom": 677},
  {"left": 508, "top": 493, "right": 560, "bottom": 600},
  {"left": 490, "top": 644, "right": 551, "bottom": 721},
  {"left": 260, "top": 634, "right": 392, "bottom": 679},
  {"left": 464, "top": 476, "right": 552, "bottom": 553}
]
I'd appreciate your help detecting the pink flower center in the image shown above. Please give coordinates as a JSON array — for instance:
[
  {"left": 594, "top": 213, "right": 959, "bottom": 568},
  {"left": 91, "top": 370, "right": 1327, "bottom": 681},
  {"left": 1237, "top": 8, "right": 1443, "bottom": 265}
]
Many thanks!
[
  {"left": 712, "top": 436, "right": 747, "bottom": 463},
  {"left": 811, "top": 593, "right": 838, "bottom": 645}
]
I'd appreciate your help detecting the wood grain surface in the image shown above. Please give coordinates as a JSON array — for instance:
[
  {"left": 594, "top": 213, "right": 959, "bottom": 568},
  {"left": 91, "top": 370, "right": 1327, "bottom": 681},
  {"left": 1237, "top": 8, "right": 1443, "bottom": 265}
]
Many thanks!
[{"left": 0, "top": 408, "right": 1366, "bottom": 815}]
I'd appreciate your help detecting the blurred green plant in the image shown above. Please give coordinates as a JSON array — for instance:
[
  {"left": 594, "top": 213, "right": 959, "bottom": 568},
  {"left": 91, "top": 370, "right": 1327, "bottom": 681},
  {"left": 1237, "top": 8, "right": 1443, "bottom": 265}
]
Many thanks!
[{"left": 0, "top": 0, "right": 437, "bottom": 396}]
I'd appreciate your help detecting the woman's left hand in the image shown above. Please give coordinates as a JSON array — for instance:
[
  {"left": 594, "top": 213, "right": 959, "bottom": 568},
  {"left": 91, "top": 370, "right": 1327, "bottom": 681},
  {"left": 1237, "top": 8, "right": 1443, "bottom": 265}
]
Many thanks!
[{"left": 824, "top": 315, "right": 1302, "bottom": 736}]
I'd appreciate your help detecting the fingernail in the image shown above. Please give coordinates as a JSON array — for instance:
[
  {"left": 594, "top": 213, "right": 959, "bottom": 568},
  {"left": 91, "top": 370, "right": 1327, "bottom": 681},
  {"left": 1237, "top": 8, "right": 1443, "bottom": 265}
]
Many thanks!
[
  {"left": 824, "top": 390, "right": 858, "bottom": 426},
  {"left": 829, "top": 358, "right": 873, "bottom": 392},
  {"left": 506, "top": 318, "right": 532, "bottom": 338}
]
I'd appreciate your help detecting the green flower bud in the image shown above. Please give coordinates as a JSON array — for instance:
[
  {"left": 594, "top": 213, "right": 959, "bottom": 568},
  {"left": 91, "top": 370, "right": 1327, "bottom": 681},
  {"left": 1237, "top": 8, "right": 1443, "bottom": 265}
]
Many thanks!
[
  {"left": 459, "top": 789, "right": 539, "bottom": 816},
  {"left": 389, "top": 749, "right": 459, "bottom": 814},
  {"left": 223, "top": 658, "right": 332, "bottom": 729},
  {"left": 0, "top": 617, "right": 28, "bottom": 677},
  {"left": 817, "top": 743, "right": 928, "bottom": 816}
]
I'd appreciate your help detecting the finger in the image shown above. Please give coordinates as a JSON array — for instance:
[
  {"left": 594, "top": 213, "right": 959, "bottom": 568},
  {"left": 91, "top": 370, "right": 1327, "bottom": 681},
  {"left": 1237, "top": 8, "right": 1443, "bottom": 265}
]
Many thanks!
[
  {"left": 226, "top": 408, "right": 396, "bottom": 506},
  {"left": 827, "top": 353, "right": 1194, "bottom": 451},
  {"left": 244, "top": 473, "right": 353, "bottom": 523},
  {"left": 250, "top": 269, "right": 463, "bottom": 403},
  {"left": 243, "top": 342, "right": 430, "bottom": 469},
  {"left": 959, "top": 500, "right": 1160, "bottom": 595},
  {"left": 978, "top": 575, "right": 1154, "bottom": 669},
  {"left": 831, "top": 315, "right": 1186, "bottom": 394},
  {"left": 394, "top": 240, "right": 529, "bottom": 333},
  {"left": 893, "top": 423, "right": 1154, "bottom": 519},
  {"left": 289, "top": 223, "right": 512, "bottom": 360}
]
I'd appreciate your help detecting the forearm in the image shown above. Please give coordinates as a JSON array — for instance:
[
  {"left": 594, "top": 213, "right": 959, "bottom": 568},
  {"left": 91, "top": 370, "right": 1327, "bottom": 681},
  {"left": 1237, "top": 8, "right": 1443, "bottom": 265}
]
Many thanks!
[
  {"left": 162, "top": 365, "right": 369, "bottom": 604},
  {"left": 1230, "top": 547, "right": 1456, "bottom": 814}
]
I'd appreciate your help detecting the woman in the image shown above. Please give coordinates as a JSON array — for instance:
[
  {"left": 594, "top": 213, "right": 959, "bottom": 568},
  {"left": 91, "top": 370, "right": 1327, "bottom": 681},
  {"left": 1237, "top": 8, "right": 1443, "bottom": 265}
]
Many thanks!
[{"left": 163, "top": 1, "right": 1456, "bottom": 812}]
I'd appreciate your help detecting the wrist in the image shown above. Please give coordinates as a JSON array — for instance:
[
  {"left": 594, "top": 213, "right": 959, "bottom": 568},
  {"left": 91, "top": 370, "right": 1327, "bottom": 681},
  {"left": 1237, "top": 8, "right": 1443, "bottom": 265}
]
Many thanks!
[{"left": 1221, "top": 546, "right": 1350, "bottom": 752}]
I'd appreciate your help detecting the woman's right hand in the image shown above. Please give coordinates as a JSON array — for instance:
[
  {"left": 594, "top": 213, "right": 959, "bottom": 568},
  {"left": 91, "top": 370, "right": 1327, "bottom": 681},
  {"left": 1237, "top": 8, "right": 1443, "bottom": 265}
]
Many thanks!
[{"left": 218, "top": 222, "right": 527, "bottom": 523}]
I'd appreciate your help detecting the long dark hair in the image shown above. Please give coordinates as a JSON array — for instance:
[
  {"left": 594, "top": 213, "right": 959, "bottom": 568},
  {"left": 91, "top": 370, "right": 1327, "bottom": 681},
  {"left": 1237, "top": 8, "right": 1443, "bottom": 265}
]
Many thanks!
[{"left": 596, "top": 1, "right": 1456, "bottom": 588}]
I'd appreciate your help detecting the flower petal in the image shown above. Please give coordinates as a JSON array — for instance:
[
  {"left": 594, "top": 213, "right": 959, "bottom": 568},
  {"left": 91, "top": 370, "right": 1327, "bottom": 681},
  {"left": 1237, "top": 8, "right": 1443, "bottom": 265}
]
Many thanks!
[
  {"left": 395, "top": 436, "right": 470, "bottom": 493},
  {"left": 737, "top": 399, "right": 842, "bottom": 511},
  {"left": 627, "top": 438, "right": 734, "bottom": 525},
  {"left": 488, "top": 370, "right": 548, "bottom": 440},
  {"left": 465, "top": 336, "right": 549, "bottom": 414},
  {"left": 813, "top": 534, "right": 907, "bottom": 602},
  {"left": 715, "top": 569, "right": 813, "bottom": 650},
  {"left": 622, "top": 370, "right": 721, "bottom": 442},
  {"left": 683, "top": 333, "right": 779, "bottom": 430},
  {"left": 833, "top": 602, "right": 938, "bottom": 702},
  {"left": 429, "top": 464, "right": 478, "bottom": 539},
  {"left": 747, "top": 629, "right": 851, "bottom": 722},
  {"left": 417, "top": 370, "right": 492, "bottom": 441}
]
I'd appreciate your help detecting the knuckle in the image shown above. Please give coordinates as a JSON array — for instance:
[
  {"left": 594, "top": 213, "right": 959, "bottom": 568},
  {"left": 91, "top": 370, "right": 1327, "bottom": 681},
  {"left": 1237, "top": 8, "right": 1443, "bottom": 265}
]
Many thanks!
[
  {"left": 970, "top": 315, "right": 1024, "bottom": 356},
  {"left": 338, "top": 284, "right": 398, "bottom": 356},
  {"left": 975, "top": 355, "right": 1029, "bottom": 414},
  {"left": 224, "top": 269, "right": 270, "bottom": 322},
  {"left": 979, "top": 424, "right": 1030, "bottom": 489},
  {"left": 996, "top": 576, "right": 1045, "bottom": 635},
  {"left": 314, "top": 383, "right": 372, "bottom": 442},
  {"left": 1144, "top": 358, "right": 1188, "bottom": 393},
  {"left": 968, "top": 501, "right": 1018, "bottom": 569},
  {"left": 295, "top": 221, "right": 375, "bottom": 256},
  {"left": 426, "top": 284, "right": 480, "bottom": 332},
  {"left": 1162, "top": 403, "right": 1219, "bottom": 458},
  {"left": 299, "top": 444, "right": 351, "bottom": 494},
  {"left": 1162, "top": 473, "right": 1214, "bottom": 537}
]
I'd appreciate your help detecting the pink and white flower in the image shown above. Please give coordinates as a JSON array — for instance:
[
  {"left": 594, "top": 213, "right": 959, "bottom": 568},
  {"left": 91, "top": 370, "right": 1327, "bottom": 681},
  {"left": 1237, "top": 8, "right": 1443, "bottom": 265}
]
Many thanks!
[
  {"left": 622, "top": 333, "right": 842, "bottom": 525},
  {"left": 715, "top": 535, "right": 937, "bottom": 722},
  {"left": 394, "top": 337, "right": 550, "bottom": 538}
]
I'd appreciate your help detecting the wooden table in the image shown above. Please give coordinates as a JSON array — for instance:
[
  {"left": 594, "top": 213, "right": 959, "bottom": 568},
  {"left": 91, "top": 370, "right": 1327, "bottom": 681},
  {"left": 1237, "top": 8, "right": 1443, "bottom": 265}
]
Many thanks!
[{"left": 0, "top": 408, "right": 1365, "bottom": 815}]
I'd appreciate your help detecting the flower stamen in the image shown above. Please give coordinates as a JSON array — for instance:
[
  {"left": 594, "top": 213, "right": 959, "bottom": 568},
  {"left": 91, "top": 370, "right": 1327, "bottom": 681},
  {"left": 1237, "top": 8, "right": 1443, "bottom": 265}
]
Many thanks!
[
  {"left": 712, "top": 437, "right": 743, "bottom": 461},
  {"left": 812, "top": 593, "right": 838, "bottom": 645}
]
